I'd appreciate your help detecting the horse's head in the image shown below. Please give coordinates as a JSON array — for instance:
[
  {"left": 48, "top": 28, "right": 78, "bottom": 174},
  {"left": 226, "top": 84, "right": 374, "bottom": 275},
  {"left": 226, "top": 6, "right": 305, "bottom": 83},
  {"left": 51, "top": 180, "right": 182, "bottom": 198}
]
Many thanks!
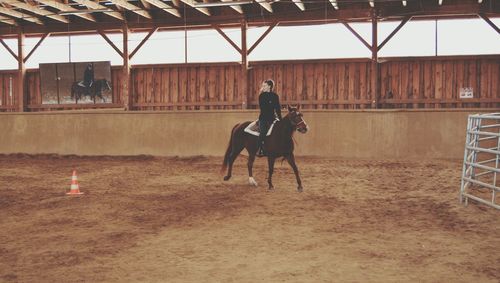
[{"left": 287, "top": 105, "right": 308, "bottom": 134}]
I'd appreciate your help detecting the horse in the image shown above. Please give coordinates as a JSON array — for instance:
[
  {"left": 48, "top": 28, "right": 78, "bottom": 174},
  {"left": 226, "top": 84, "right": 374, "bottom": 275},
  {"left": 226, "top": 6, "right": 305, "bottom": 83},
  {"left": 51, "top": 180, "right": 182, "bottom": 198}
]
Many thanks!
[
  {"left": 221, "top": 105, "right": 309, "bottom": 192},
  {"left": 70, "top": 79, "right": 112, "bottom": 103}
]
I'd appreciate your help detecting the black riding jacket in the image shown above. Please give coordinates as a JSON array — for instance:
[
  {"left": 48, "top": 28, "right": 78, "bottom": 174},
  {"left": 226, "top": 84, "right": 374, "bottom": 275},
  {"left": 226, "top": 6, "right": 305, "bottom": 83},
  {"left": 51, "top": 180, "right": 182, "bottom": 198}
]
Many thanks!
[
  {"left": 259, "top": 91, "right": 282, "bottom": 121},
  {"left": 84, "top": 68, "right": 94, "bottom": 86}
]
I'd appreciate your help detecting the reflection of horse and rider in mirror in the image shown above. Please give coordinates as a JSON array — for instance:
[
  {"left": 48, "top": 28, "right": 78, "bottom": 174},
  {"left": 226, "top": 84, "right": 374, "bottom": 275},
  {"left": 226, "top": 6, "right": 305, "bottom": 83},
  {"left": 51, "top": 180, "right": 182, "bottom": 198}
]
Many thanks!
[{"left": 71, "top": 63, "right": 112, "bottom": 103}]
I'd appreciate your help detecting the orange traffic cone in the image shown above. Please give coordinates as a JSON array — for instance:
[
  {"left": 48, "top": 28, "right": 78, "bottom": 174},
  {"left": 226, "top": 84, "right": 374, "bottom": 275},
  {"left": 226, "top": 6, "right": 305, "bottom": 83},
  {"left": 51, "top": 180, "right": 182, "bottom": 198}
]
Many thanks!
[{"left": 66, "top": 170, "right": 84, "bottom": 195}]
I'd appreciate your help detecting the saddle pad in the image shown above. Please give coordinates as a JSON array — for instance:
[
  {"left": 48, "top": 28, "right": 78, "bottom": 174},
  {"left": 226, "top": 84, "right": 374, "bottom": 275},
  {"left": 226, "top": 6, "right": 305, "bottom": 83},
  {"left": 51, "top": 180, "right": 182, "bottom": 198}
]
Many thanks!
[{"left": 244, "top": 119, "right": 278, "bottom": 137}]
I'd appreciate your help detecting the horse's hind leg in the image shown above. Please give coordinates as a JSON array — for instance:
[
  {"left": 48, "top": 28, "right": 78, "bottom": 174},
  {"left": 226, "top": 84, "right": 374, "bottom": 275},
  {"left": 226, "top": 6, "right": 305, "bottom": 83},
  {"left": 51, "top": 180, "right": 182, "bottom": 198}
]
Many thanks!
[
  {"left": 267, "top": 156, "right": 276, "bottom": 190},
  {"left": 285, "top": 154, "right": 303, "bottom": 192},
  {"left": 247, "top": 154, "right": 258, "bottom": 186}
]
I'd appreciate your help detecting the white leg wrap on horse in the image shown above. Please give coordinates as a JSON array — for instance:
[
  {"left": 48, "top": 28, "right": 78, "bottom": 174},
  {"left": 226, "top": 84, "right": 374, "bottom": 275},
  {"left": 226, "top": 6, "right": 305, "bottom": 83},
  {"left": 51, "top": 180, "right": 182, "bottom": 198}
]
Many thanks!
[{"left": 248, "top": 177, "right": 258, "bottom": 186}]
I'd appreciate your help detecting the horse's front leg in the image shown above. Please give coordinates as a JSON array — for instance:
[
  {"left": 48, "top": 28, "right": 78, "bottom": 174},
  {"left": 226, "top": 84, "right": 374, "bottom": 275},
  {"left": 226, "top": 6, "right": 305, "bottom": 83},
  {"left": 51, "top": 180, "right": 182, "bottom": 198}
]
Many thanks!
[
  {"left": 267, "top": 156, "right": 276, "bottom": 190},
  {"left": 248, "top": 154, "right": 258, "bottom": 186},
  {"left": 286, "top": 154, "right": 303, "bottom": 192}
]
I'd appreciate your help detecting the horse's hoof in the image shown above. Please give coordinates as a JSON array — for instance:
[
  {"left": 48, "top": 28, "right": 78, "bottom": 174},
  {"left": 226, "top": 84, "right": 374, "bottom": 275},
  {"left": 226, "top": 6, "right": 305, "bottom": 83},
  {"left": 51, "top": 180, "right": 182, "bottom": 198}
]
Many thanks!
[
  {"left": 248, "top": 177, "right": 258, "bottom": 187},
  {"left": 297, "top": 186, "right": 303, "bottom": 192},
  {"left": 223, "top": 175, "right": 231, "bottom": 181}
]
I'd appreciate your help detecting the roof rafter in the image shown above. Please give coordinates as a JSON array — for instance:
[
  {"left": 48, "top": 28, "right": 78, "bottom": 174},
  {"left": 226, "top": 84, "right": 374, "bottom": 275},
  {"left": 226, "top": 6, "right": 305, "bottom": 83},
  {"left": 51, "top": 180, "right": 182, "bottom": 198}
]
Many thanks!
[
  {"left": 292, "top": 0, "right": 305, "bottom": 11},
  {"left": 256, "top": 0, "right": 272, "bottom": 13},
  {"left": 221, "top": 0, "right": 243, "bottom": 14},
  {"left": 35, "top": 0, "right": 96, "bottom": 22},
  {"left": 107, "top": 0, "right": 152, "bottom": 19},
  {"left": 0, "top": 0, "right": 68, "bottom": 23},
  {"left": 71, "top": 0, "right": 124, "bottom": 21},
  {"left": 179, "top": 0, "right": 210, "bottom": 16},
  {"left": 0, "top": 14, "right": 16, "bottom": 25},
  {"left": 0, "top": 6, "right": 43, "bottom": 24},
  {"left": 141, "top": 0, "right": 181, "bottom": 18}
]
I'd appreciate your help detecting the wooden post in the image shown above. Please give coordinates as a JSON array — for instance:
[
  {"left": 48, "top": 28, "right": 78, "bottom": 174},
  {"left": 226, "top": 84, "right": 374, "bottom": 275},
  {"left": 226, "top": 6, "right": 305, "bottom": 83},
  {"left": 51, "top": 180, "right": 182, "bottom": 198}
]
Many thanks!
[
  {"left": 371, "top": 9, "right": 378, "bottom": 109},
  {"left": 17, "top": 28, "right": 26, "bottom": 112},
  {"left": 241, "top": 19, "right": 248, "bottom": 109},
  {"left": 122, "top": 23, "right": 132, "bottom": 110}
]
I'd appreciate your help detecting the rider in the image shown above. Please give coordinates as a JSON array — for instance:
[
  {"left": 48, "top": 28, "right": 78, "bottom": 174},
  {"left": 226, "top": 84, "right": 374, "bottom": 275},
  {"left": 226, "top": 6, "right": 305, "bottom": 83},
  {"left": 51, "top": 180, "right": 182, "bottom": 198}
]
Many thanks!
[
  {"left": 79, "top": 63, "right": 94, "bottom": 94},
  {"left": 257, "top": 79, "right": 282, "bottom": 157}
]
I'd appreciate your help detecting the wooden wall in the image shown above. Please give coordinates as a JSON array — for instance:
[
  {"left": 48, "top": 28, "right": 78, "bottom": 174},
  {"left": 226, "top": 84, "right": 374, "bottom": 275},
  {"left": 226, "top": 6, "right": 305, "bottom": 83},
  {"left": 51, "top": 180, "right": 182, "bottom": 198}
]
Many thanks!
[
  {"left": 379, "top": 56, "right": 500, "bottom": 108},
  {"left": 131, "top": 63, "right": 243, "bottom": 110},
  {"left": 248, "top": 59, "right": 374, "bottom": 109},
  {"left": 1, "top": 55, "right": 498, "bottom": 111},
  {"left": 0, "top": 71, "right": 17, "bottom": 111}
]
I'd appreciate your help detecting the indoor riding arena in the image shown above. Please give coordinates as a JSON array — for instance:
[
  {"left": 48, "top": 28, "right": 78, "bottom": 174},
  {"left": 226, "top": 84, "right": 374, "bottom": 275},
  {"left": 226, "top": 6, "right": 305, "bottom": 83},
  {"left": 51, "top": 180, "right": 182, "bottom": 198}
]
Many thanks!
[{"left": 1, "top": 1, "right": 499, "bottom": 282}]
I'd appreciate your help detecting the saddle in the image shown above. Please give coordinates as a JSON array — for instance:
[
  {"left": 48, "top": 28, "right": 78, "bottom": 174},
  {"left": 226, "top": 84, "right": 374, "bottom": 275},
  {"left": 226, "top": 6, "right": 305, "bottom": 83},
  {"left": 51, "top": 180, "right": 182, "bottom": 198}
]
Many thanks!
[{"left": 244, "top": 119, "right": 279, "bottom": 137}]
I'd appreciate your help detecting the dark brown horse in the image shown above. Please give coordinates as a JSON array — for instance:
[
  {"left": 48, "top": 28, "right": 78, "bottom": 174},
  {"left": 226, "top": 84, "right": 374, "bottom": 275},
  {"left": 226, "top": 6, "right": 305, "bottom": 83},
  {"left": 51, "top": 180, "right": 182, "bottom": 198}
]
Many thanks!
[{"left": 222, "top": 105, "right": 309, "bottom": 192}]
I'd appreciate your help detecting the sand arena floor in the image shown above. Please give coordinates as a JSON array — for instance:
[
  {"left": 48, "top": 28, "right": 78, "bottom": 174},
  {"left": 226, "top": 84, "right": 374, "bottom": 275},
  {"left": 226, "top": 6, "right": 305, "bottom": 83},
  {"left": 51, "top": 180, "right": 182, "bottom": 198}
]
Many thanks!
[{"left": 0, "top": 154, "right": 499, "bottom": 282}]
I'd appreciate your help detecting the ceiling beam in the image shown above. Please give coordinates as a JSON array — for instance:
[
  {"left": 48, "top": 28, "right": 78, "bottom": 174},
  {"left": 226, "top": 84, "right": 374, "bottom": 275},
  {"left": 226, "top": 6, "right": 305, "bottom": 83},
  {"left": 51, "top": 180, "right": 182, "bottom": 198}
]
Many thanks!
[
  {"left": 0, "top": 0, "right": 68, "bottom": 23},
  {"left": 0, "top": 6, "right": 43, "bottom": 24},
  {"left": 478, "top": 13, "right": 500, "bottom": 34},
  {"left": 221, "top": 0, "right": 243, "bottom": 14},
  {"left": 292, "top": 0, "right": 305, "bottom": 11},
  {"left": 141, "top": 0, "right": 181, "bottom": 18},
  {"left": 0, "top": 14, "right": 16, "bottom": 25},
  {"left": 129, "top": 26, "right": 158, "bottom": 59},
  {"left": 248, "top": 21, "right": 278, "bottom": 55},
  {"left": 256, "top": 0, "right": 272, "bottom": 13},
  {"left": 329, "top": 0, "right": 338, "bottom": 10},
  {"left": 0, "top": 37, "right": 18, "bottom": 59},
  {"left": 182, "top": 0, "right": 210, "bottom": 16},
  {"left": 212, "top": 24, "right": 241, "bottom": 54},
  {"left": 24, "top": 32, "right": 49, "bottom": 62},
  {"left": 377, "top": 16, "right": 411, "bottom": 51},
  {"left": 36, "top": 0, "right": 96, "bottom": 22},
  {"left": 341, "top": 21, "right": 371, "bottom": 51},
  {"left": 107, "top": 0, "right": 152, "bottom": 19},
  {"left": 71, "top": 0, "right": 124, "bottom": 21}
]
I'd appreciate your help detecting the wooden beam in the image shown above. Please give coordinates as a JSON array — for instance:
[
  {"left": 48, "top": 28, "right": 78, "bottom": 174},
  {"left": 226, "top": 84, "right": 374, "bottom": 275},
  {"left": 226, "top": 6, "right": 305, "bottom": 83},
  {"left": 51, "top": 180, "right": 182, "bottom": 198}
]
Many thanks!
[
  {"left": 0, "top": 0, "right": 68, "bottom": 23},
  {"left": 0, "top": 37, "right": 18, "bottom": 60},
  {"left": 329, "top": 0, "right": 338, "bottom": 10},
  {"left": 122, "top": 23, "right": 131, "bottom": 110},
  {"left": 212, "top": 24, "right": 241, "bottom": 54},
  {"left": 98, "top": 30, "right": 123, "bottom": 57},
  {"left": 108, "top": 0, "right": 152, "bottom": 19},
  {"left": 377, "top": 16, "right": 411, "bottom": 51},
  {"left": 256, "top": 0, "right": 272, "bottom": 13},
  {"left": 478, "top": 13, "right": 500, "bottom": 35},
  {"left": 36, "top": 0, "right": 96, "bottom": 22},
  {"left": 0, "top": 6, "right": 43, "bottom": 24},
  {"left": 179, "top": 0, "right": 210, "bottom": 16},
  {"left": 71, "top": 0, "right": 124, "bottom": 21},
  {"left": 341, "top": 21, "right": 372, "bottom": 51},
  {"left": 241, "top": 19, "right": 248, "bottom": 109},
  {"left": 141, "top": 0, "right": 181, "bottom": 18},
  {"left": 221, "top": 0, "right": 243, "bottom": 14},
  {"left": 371, "top": 9, "right": 378, "bottom": 109},
  {"left": 292, "top": 0, "right": 305, "bottom": 11},
  {"left": 0, "top": 15, "right": 16, "bottom": 25},
  {"left": 17, "top": 28, "right": 25, "bottom": 112},
  {"left": 129, "top": 27, "right": 158, "bottom": 59},
  {"left": 24, "top": 32, "right": 49, "bottom": 62},
  {"left": 248, "top": 21, "right": 278, "bottom": 55}
]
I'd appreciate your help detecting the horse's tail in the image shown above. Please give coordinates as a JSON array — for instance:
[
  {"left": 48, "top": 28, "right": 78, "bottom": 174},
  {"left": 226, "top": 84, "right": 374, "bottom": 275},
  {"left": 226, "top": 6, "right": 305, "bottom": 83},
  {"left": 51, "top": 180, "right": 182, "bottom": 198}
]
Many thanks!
[{"left": 221, "top": 123, "right": 240, "bottom": 174}]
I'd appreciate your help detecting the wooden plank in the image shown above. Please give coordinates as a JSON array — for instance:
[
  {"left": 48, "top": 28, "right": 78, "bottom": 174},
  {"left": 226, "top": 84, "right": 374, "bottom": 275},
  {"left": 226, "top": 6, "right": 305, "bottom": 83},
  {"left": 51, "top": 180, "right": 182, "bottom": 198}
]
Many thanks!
[
  {"left": 478, "top": 60, "right": 490, "bottom": 107},
  {"left": 434, "top": 61, "right": 443, "bottom": 108},
  {"left": 348, "top": 63, "right": 356, "bottom": 109},
  {"left": 444, "top": 61, "right": 454, "bottom": 108},
  {"left": 188, "top": 67, "right": 197, "bottom": 110},
  {"left": 411, "top": 61, "right": 420, "bottom": 108},
  {"left": 170, "top": 68, "right": 179, "bottom": 110},
  {"left": 226, "top": 66, "right": 235, "bottom": 110},
  {"left": 423, "top": 61, "right": 433, "bottom": 108},
  {"left": 208, "top": 67, "right": 216, "bottom": 110},
  {"left": 217, "top": 66, "right": 225, "bottom": 110},
  {"left": 400, "top": 61, "right": 409, "bottom": 108}
]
